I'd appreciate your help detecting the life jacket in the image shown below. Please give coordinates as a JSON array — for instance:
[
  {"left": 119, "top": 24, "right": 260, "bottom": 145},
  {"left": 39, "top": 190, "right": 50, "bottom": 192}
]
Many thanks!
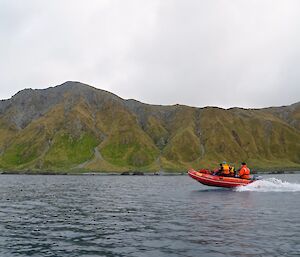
[
  {"left": 222, "top": 164, "right": 230, "bottom": 175},
  {"left": 239, "top": 165, "right": 250, "bottom": 179},
  {"left": 229, "top": 166, "right": 235, "bottom": 175}
]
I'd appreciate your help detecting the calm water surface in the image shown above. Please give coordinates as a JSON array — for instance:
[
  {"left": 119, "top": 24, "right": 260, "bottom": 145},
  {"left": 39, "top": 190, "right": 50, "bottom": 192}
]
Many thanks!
[{"left": 0, "top": 174, "right": 299, "bottom": 257}]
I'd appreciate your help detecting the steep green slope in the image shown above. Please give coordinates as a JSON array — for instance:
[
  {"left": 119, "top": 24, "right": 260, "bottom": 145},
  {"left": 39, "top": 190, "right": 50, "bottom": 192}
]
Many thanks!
[
  {"left": 0, "top": 81, "right": 299, "bottom": 173},
  {"left": 97, "top": 101, "right": 159, "bottom": 169},
  {"left": 197, "top": 107, "right": 300, "bottom": 170}
]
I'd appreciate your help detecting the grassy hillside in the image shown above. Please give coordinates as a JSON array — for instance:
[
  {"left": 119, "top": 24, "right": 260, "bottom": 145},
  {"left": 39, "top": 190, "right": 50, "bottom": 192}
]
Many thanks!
[{"left": 0, "top": 81, "right": 299, "bottom": 173}]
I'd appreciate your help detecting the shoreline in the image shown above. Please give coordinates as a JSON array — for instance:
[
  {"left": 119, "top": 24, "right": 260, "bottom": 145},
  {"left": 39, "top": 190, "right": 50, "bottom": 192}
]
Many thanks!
[{"left": 0, "top": 170, "right": 299, "bottom": 176}]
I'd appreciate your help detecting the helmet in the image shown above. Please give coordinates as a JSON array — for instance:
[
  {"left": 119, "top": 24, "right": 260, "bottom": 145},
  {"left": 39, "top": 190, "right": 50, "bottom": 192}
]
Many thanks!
[
  {"left": 222, "top": 161, "right": 227, "bottom": 164},
  {"left": 241, "top": 162, "right": 246, "bottom": 165}
]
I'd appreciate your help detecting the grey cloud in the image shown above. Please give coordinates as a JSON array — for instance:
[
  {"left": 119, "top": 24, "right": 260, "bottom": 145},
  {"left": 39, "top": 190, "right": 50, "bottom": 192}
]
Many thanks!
[{"left": 0, "top": 0, "right": 299, "bottom": 108}]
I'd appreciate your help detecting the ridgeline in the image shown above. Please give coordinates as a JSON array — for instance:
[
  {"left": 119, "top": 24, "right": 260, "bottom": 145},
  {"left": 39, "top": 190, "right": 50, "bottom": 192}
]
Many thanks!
[{"left": 0, "top": 81, "right": 299, "bottom": 173}]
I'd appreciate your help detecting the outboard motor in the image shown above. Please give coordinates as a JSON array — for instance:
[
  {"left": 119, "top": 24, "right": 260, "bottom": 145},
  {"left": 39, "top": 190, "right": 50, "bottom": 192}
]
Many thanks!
[{"left": 252, "top": 174, "right": 263, "bottom": 180}]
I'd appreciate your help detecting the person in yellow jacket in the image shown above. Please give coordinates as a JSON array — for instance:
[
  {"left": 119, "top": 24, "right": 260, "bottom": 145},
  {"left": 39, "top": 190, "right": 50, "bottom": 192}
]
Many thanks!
[
  {"left": 238, "top": 162, "right": 251, "bottom": 179},
  {"left": 229, "top": 165, "right": 235, "bottom": 176},
  {"left": 222, "top": 162, "right": 230, "bottom": 176},
  {"left": 215, "top": 161, "right": 233, "bottom": 176}
]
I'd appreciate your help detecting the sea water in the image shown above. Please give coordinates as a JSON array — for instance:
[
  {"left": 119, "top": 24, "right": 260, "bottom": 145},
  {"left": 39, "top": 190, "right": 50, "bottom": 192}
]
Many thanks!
[{"left": 0, "top": 174, "right": 299, "bottom": 257}]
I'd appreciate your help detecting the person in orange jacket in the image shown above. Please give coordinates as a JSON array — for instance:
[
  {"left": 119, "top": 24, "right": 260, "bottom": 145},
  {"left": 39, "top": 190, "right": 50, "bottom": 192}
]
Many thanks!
[{"left": 238, "top": 162, "right": 251, "bottom": 179}]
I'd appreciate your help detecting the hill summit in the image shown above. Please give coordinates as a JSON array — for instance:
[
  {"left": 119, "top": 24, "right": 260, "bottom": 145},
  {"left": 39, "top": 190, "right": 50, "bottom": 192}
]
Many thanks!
[{"left": 0, "top": 81, "right": 299, "bottom": 173}]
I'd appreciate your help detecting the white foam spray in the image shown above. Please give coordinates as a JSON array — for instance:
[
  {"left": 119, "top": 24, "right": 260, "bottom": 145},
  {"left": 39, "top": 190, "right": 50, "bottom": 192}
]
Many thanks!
[{"left": 235, "top": 178, "right": 300, "bottom": 192}]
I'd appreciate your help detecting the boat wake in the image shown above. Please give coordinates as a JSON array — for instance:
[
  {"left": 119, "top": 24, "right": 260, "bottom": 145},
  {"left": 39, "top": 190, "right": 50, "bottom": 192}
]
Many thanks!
[{"left": 235, "top": 178, "right": 300, "bottom": 192}]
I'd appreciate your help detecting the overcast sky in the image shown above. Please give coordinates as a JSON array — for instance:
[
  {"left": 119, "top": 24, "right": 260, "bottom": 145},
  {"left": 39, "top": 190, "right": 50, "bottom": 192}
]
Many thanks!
[{"left": 1, "top": 0, "right": 300, "bottom": 108}]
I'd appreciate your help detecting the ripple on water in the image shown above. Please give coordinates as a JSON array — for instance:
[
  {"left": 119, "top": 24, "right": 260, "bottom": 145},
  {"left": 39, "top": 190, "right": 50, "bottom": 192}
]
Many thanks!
[{"left": 0, "top": 174, "right": 299, "bottom": 257}]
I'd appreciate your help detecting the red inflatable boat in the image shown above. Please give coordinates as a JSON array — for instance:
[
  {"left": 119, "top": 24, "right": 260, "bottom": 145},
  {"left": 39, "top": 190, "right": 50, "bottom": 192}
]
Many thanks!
[{"left": 188, "top": 169, "right": 254, "bottom": 188}]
